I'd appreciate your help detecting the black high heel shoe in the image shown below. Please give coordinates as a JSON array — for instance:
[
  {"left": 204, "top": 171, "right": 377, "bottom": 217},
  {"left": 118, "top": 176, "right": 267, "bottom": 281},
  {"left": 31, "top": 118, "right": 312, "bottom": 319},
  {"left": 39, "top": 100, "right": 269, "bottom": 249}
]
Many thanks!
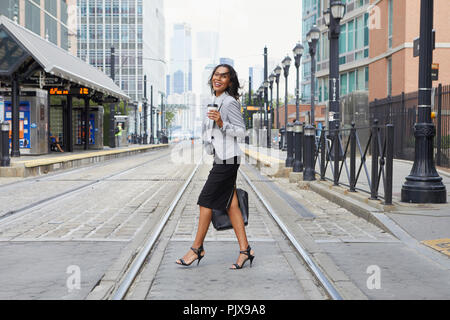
[
  {"left": 176, "top": 245, "right": 205, "bottom": 266},
  {"left": 230, "top": 245, "right": 254, "bottom": 269}
]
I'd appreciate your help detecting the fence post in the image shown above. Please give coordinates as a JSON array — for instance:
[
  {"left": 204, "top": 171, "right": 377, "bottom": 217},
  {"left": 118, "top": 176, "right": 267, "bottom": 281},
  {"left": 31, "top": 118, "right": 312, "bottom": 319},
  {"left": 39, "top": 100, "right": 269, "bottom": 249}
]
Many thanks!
[
  {"left": 370, "top": 119, "right": 379, "bottom": 200},
  {"left": 320, "top": 128, "right": 326, "bottom": 180},
  {"left": 385, "top": 124, "right": 394, "bottom": 205},
  {"left": 436, "top": 84, "right": 442, "bottom": 167},
  {"left": 349, "top": 122, "right": 356, "bottom": 192},
  {"left": 400, "top": 92, "right": 405, "bottom": 158}
]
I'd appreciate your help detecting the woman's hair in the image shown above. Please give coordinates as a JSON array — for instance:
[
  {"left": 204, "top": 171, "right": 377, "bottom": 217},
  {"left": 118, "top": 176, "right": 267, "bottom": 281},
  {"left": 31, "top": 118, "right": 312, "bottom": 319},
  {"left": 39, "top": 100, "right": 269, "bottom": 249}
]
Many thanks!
[{"left": 209, "top": 64, "right": 241, "bottom": 100}]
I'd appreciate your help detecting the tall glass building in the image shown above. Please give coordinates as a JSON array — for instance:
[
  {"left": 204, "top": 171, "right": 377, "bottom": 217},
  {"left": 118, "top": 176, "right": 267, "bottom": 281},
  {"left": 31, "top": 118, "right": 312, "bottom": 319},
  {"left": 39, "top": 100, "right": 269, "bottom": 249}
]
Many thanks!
[
  {"left": 0, "top": 0, "right": 71, "bottom": 51},
  {"left": 76, "top": 0, "right": 165, "bottom": 104},
  {"left": 169, "top": 23, "right": 192, "bottom": 95},
  {"left": 301, "top": 0, "right": 370, "bottom": 104}
]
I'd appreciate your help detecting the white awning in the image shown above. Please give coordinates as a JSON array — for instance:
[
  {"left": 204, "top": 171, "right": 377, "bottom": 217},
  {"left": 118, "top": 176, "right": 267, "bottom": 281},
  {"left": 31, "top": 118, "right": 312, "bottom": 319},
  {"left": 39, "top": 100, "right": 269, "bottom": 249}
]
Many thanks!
[{"left": 0, "top": 15, "right": 129, "bottom": 101}]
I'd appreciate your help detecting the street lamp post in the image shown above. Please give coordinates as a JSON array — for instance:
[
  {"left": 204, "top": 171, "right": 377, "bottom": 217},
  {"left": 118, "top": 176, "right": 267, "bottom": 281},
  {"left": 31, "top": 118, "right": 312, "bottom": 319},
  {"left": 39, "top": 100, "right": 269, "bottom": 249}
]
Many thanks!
[
  {"left": 401, "top": 0, "right": 446, "bottom": 203},
  {"left": 282, "top": 56, "right": 291, "bottom": 152},
  {"left": 143, "top": 75, "right": 148, "bottom": 144},
  {"left": 259, "top": 86, "right": 264, "bottom": 131},
  {"left": 264, "top": 79, "right": 270, "bottom": 148},
  {"left": 274, "top": 65, "right": 282, "bottom": 130},
  {"left": 307, "top": 25, "right": 321, "bottom": 125},
  {"left": 324, "top": 1, "right": 345, "bottom": 164},
  {"left": 293, "top": 43, "right": 304, "bottom": 121},
  {"left": 269, "top": 73, "right": 275, "bottom": 147}
]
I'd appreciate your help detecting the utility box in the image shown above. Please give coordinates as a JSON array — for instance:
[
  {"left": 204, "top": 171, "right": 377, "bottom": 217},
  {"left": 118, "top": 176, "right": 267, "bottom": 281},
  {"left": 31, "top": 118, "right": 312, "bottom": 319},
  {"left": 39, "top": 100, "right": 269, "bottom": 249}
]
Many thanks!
[{"left": 0, "top": 88, "right": 49, "bottom": 155}]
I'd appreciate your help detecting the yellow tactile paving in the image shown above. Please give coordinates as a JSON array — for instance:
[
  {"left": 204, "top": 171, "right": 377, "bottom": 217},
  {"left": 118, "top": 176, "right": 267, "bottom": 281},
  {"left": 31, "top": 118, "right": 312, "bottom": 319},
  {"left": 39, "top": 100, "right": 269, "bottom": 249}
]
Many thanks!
[
  {"left": 421, "top": 238, "right": 450, "bottom": 257},
  {"left": 244, "top": 148, "right": 283, "bottom": 167},
  {"left": 12, "top": 145, "right": 169, "bottom": 168}
]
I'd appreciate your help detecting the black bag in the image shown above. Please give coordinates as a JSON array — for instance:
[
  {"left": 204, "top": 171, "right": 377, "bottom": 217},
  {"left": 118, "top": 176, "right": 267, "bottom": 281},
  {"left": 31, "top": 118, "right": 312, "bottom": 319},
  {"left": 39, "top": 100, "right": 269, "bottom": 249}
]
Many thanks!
[
  {"left": 211, "top": 188, "right": 249, "bottom": 231},
  {"left": 115, "top": 127, "right": 120, "bottom": 134}
]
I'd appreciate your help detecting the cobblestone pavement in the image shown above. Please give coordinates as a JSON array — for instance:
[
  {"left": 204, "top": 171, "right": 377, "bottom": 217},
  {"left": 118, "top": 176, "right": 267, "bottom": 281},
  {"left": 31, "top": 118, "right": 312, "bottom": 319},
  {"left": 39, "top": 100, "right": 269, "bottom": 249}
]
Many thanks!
[
  {"left": 244, "top": 157, "right": 450, "bottom": 299},
  {"left": 127, "top": 162, "right": 328, "bottom": 300},
  {"left": 272, "top": 177, "right": 397, "bottom": 243},
  {"left": 0, "top": 146, "right": 195, "bottom": 299}
]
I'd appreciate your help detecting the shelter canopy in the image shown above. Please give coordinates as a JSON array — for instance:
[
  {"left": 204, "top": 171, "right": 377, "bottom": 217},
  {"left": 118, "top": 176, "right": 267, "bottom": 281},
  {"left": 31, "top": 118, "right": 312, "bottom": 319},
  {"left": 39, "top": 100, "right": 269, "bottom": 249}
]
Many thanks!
[{"left": 0, "top": 15, "right": 129, "bottom": 102}]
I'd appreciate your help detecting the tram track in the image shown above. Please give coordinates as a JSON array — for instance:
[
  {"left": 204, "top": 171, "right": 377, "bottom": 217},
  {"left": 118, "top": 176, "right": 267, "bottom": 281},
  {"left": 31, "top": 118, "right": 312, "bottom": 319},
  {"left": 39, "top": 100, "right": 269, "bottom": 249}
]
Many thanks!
[
  {"left": 106, "top": 159, "right": 343, "bottom": 301},
  {"left": 0, "top": 148, "right": 174, "bottom": 224}
]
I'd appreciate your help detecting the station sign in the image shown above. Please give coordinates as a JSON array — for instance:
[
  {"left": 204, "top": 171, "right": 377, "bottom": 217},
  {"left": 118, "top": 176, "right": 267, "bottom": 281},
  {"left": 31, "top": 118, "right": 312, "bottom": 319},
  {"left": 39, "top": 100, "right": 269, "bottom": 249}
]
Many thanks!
[{"left": 48, "top": 87, "right": 90, "bottom": 96}]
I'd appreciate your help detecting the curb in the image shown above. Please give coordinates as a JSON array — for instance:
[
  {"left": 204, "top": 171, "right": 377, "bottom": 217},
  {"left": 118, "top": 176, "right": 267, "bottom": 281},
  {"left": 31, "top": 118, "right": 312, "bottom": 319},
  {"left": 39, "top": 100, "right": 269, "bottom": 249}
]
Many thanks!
[
  {"left": 307, "top": 179, "right": 394, "bottom": 236},
  {"left": 0, "top": 144, "right": 169, "bottom": 178}
]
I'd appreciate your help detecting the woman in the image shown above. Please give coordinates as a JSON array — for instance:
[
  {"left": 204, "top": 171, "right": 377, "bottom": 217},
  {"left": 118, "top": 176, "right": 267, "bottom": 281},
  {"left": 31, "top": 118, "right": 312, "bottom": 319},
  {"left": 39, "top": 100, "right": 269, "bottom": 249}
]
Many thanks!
[{"left": 176, "top": 64, "right": 255, "bottom": 269}]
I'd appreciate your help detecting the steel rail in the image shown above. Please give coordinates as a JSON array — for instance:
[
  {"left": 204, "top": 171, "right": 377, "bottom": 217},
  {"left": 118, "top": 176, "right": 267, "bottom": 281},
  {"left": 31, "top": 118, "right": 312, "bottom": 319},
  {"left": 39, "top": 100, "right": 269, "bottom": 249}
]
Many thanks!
[
  {"left": 112, "top": 161, "right": 201, "bottom": 300},
  {"left": 240, "top": 165, "right": 343, "bottom": 300},
  {"left": 0, "top": 150, "right": 172, "bottom": 223}
]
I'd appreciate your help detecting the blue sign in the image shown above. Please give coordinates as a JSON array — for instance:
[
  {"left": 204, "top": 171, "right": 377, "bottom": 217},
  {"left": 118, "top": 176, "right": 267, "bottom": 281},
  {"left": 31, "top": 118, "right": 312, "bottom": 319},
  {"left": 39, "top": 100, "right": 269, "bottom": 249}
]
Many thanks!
[{"left": 5, "top": 101, "right": 31, "bottom": 149}]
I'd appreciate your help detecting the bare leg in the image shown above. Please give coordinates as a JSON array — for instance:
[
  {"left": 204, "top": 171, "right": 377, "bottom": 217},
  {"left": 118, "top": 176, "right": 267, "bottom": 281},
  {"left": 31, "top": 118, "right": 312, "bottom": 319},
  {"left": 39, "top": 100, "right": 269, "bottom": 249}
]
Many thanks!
[
  {"left": 227, "top": 189, "right": 254, "bottom": 268},
  {"left": 176, "top": 205, "right": 211, "bottom": 265}
]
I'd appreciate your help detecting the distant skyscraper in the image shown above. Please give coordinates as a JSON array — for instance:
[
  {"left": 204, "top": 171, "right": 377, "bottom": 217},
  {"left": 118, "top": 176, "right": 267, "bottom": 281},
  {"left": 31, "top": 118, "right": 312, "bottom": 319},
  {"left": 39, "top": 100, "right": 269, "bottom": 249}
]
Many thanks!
[
  {"left": 249, "top": 66, "right": 264, "bottom": 89},
  {"left": 169, "top": 23, "right": 192, "bottom": 94},
  {"left": 166, "top": 75, "right": 171, "bottom": 97},
  {"left": 220, "top": 57, "right": 234, "bottom": 67},
  {"left": 196, "top": 31, "right": 219, "bottom": 62}
]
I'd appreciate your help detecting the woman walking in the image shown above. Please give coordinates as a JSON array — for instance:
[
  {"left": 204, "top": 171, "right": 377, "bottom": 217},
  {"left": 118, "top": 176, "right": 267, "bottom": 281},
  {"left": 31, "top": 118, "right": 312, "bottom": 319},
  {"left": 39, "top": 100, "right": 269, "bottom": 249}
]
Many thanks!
[{"left": 176, "top": 64, "right": 255, "bottom": 269}]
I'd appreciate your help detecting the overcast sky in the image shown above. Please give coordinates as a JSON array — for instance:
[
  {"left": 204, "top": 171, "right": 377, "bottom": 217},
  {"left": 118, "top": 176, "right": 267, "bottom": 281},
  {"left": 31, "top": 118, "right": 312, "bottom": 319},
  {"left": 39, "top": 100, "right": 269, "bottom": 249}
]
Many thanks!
[{"left": 165, "top": 0, "right": 302, "bottom": 98}]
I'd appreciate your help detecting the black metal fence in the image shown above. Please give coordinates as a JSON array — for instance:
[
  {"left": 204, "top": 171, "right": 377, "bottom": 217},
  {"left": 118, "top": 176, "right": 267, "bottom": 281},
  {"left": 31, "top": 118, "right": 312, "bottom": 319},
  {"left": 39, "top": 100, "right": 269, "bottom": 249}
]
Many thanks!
[
  {"left": 369, "top": 84, "right": 450, "bottom": 168},
  {"left": 314, "top": 122, "right": 394, "bottom": 205}
]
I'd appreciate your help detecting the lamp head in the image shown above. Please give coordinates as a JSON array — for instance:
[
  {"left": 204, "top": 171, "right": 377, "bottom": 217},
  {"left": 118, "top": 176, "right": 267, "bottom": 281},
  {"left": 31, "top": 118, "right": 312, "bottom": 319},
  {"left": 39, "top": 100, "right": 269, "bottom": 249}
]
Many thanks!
[
  {"left": 309, "top": 25, "right": 321, "bottom": 41},
  {"left": 274, "top": 65, "right": 282, "bottom": 76},
  {"left": 323, "top": 9, "right": 331, "bottom": 26},
  {"left": 269, "top": 73, "right": 275, "bottom": 84},
  {"left": 293, "top": 42, "right": 304, "bottom": 57},
  {"left": 331, "top": 0, "right": 346, "bottom": 20},
  {"left": 282, "top": 55, "right": 292, "bottom": 68}
]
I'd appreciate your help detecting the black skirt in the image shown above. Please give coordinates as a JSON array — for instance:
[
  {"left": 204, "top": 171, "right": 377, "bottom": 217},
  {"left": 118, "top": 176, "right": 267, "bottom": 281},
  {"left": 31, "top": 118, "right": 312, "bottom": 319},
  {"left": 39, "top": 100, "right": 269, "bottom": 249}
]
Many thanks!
[{"left": 197, "top": 156, "right": 240, "bottom": 210}]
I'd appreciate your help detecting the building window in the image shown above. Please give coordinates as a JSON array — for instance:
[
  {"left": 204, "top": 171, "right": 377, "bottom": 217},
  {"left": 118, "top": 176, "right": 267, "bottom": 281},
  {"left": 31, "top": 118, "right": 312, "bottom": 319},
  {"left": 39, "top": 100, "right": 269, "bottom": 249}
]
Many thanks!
[
  {"left": 339, "top": 24, "right": 347, "bottom": 55},
  {"left": 388, "top": 0, "right": 393, "bottom": 48},
  {"left": 347, "top": 20, "right": 354, "bottom": 52},
  {"left": 387, "top": 57, "right": 392, "bottom": 96},
  {"left": 25, "top": 0, "right": 40, "bottom": 36},
  {"left": 348, "top": 70, "right": 356, "bottom": 93},
  {"left": 340, "top": 73, "right": 347, "bottom": 96}
]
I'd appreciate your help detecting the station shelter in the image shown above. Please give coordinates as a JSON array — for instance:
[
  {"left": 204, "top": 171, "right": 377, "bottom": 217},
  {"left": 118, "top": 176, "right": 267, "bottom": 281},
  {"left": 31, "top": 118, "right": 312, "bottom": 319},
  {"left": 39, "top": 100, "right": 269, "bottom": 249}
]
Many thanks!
[{"left": 0, "top": 15, "right": 129, "bottom": 156}]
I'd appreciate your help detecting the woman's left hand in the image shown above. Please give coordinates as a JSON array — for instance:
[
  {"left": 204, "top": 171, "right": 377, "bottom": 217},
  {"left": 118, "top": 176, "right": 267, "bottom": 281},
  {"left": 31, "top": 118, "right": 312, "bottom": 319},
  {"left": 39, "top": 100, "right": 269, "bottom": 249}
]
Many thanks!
[{"left": 208, "top": 110, "right": 223, "bottom": 128}]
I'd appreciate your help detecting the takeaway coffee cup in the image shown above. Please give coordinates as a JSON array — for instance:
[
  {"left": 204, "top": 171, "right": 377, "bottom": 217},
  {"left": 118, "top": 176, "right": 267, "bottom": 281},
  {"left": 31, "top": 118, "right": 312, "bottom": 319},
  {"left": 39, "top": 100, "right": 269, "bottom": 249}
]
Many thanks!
[{"left": 207, "top": 104, "right": 218, "bottom": 113}]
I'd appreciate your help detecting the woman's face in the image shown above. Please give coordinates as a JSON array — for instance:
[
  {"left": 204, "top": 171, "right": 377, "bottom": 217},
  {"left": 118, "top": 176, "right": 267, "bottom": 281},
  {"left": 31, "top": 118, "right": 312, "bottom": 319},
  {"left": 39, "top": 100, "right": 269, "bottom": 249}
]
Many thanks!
[{"left": 212, "top": 66, "right": 231, "bottom": 95}]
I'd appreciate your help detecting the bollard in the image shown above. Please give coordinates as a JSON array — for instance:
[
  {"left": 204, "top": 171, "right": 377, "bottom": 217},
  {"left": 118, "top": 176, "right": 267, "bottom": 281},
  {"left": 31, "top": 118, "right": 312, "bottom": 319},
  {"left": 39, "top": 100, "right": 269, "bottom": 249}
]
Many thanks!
[
  {"left": 303, "top": 124, "right": 316, "bottom": 181},
  {"left": 285, "top": 122, "right": 294, "bottom": 167},
  {"left": 280, "top": 127, "right": 286, "bottom": 151},
  {"left": 320, "top": 128, "right": 326, "bottom": 181},
  {"left": 349, "top": 122, "right": 356, "bottom": 192},
  {"left": 370, "top": 119, "right": 379, "bottom": 200},
  {"left": 293, "top": 121, "right": 303, "bottom": 172},
  {"left": 1, "top": 122, "right": 10, "bottom": 167}
]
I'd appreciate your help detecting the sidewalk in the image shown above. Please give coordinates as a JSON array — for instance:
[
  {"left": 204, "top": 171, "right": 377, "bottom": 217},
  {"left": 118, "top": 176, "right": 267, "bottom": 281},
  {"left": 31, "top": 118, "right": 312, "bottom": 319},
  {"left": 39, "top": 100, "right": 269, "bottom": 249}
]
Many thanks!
[
  {"left": 0, "top": 144, "right": 169, "bottom": 178},
  {"left": 241, "top": 143, "right": 450, "bottom": 259}
]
